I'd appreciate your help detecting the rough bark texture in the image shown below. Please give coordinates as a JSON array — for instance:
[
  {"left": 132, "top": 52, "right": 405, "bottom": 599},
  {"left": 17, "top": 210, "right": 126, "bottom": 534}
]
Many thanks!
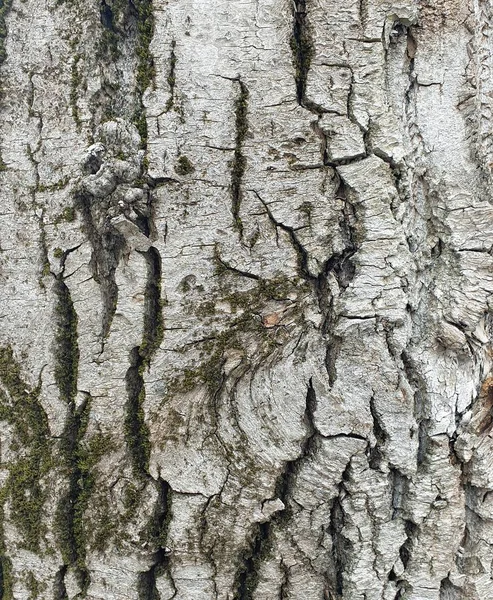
[{"left": 0, "top": 0, "right": 492, "bottom": 598}]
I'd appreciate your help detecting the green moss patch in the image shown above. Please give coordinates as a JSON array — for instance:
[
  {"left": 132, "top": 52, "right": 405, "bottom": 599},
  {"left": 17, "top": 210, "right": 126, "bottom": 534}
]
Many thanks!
[{"left": 0, "top": 346, "right": 52, "bottom": 552}]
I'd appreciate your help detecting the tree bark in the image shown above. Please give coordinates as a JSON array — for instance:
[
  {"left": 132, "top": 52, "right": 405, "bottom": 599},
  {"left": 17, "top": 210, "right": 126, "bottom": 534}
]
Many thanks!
[{"left": 0, "top": 0, "right": 492, "bottom": 598}]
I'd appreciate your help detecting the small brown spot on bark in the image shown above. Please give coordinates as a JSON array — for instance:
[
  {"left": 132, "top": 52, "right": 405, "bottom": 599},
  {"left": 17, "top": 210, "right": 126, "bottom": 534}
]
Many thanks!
[
  {"left": 477, "top": 376, "right": 493, "bottom": 435},
  {"left": 262, "top": 313, "right": 281, "bottom": 328}
]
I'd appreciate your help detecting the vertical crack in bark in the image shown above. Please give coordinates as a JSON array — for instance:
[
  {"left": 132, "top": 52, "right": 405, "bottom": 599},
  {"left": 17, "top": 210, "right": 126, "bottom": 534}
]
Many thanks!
[
  {"left": 52, "top": 251, "right": 92, "bottom": 591},
  {"left": 54, "top": 256, "right": 80, "bottom": 404},
  {"left": 328, "top": 461, "right": 353, "bottom": 599},
  {"left": 133, "top": 0, "right": 156, "bottom": 146},
  {"left": 231, "top": 79, "right": 249, "bottom": 236},
  {"left": 138, "top": 478, "right": 174, "bottom": 600},
  {"left": 368, "top": 395, "right": 388, "bottom": 469},
  {"left": 76, "top": 191, "right": 124, "bottom": 342},
  {"left": 124, "top": 241, "right": 170, "bottom": 594},
  {"left": 232, "top": 381, "right": 318, "bottom": 600},
  {"left": 389, "top": 468, "right": 410, "bottom": 520},
  {"left": 358, "top": 0, "right": 368, "bottom": 29},
  {"left": 290, "top": 0, "right": 314, "bottom": 106},
  {"left": 0, "top": 0, "right": 13, "bottom": 68},
  {"left": 403, "top": 27, "right": 423, "bottom": 160},
  {"left": 394, "top": 517, "right": 420, "bottom": 600},
  {"left": 55, "top": 394, "right": 92, "bottom": 595},
  {"left": 324, "top": 177, "right": 358, "bottom": 386},
  {"left": 53, "top": 564, "right": 69, "bottom": 600},
  {"left": 401, "top": 351, "right": 430, "bottom": 466},
  {"left": 165, "top": 40, "right": 176, "bottom": 112},
  {"left": 278, "top": 560, "right": 290, "bottom": 600},
  {"left": 125, "top": 346, "right": 152, "bottom": 476},
  {"left": 124, "top": 247, "right": 164, "bottom": 477}
]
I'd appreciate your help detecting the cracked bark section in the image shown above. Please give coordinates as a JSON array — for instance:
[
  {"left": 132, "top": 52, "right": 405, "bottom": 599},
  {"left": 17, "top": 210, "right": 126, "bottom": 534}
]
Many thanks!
[
  {"left": 253, "top": 184, "right": 356, "bottom": 385},
  {"left": 233, "top": 381, "right": 317, "bottom": 599},
  {"left": 401, "top": 350, "right": 430, "bottom": 466}
]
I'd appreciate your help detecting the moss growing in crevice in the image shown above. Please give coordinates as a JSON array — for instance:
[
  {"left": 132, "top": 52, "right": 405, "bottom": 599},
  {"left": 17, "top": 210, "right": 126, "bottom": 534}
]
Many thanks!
[
  {"left": 231, "top": 79, "right": 249, "bottom": 235},
  {"left": 141, "top": 247, "right": 165, "bottom": 362},
  {"left": 132, "top": 0, "right": 156, "bottom": 148},
  {"left": 0, "top": 346, "right": 52, "bottom": 552},
  {"left": 0, "top": 503, "right": 13, "bottom": 600},
  {"left": 174, "top": 155, "right": 195, "bottom": 176},
  {"left": 25, "top": 571, "right": 44, "bottom": 599},
  {"left": 38, "top": 177, "right": 70, "bottom": 194},
  {"left": 70, "top": 54, "right": 82, "bottom": 130},
  {"left": 134, "top": 0, "right": 155, "bottom": 96},
  {"left": 56, "top": 404, "right": 118, "bottom": 564},
  {"left": 125, "top": 349, "right": 152, "bottom": 477},
  {"left": 0, "top": 0, "right": 13, "bottom": 68},
  {"left": 53, "top": 277, "right": 79, "bottom": 404},
  {"left": 54, "top": 397, "right": 96, "bottom": 594},
  {"left": 125, "top": 247, "right": 164, "bottom": 476},
  {"left": 54, "top": 206, "right": 76, "bottom": 225},
  {"left": 164, "top": 40, "right": 176, "bottom": 112}
]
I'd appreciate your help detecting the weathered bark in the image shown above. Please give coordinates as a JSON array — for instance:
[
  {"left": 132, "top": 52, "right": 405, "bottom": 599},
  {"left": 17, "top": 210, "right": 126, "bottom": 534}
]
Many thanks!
[{"left": 0, "top": 0, "right": 492, "bottom": 598}]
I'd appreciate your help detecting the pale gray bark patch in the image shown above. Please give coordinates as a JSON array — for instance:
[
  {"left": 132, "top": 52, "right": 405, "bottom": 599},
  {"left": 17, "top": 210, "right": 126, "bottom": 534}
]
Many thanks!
[{"left": 0, "top": 0, "right": 493, "bottom": 599}]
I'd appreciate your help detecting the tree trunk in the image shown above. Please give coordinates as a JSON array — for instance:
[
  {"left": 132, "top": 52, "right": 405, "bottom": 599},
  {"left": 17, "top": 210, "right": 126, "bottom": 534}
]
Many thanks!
[{"left": 0, "top": 0, "right": 492, "bottom": 598}]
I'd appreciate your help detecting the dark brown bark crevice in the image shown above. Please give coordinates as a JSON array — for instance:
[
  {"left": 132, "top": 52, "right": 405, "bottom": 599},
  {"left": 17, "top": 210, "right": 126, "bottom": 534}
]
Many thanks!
[{"left": 231, "top": 78, "right": 249, "bottom": 236}]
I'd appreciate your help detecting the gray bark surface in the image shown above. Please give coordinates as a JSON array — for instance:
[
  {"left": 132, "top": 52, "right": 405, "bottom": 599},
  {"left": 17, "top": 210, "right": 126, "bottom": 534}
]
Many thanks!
[{"left": 0, "top": 0, "right": 492, "bottom": 598}]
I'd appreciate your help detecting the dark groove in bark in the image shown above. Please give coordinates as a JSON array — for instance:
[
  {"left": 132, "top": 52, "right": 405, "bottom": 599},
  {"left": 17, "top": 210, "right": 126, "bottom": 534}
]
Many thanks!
[
  {"left": 0, "top": 537, "right": 12, "bottom": 600},
  {"left": 165, "top": 40, "right": 176, "bottom": 111},
  {"left": 369, "top": 395, "right": 387, "bottom": 469},
  {"left": 54, "top": 273, "right": 79, "bottom": 404},
  {"left": 389, "top": 468, "right": 410, "bottom": 519},
  {"left": 124, "top": 247, "right": 164, "bottom": 476},
  {"left": 290, "top": 0, "right": 314, "bottom": 105},
  {"left": 53, "top": 565, "right": 69, "bottom": 600},
  {"left": 125, "top": 347, "right": 151, "bottom": 476},
  {"left": 401, "top": 351, "right": 430, "bottom": 466},
  {"left": 399, "top": 519, "right": 418, "bottom": 569},
  {"left": 231, "top": 79, "right": 249, "bottom": 235},
  {"left": 55, "top": 396, "right": 92, "bottom": 596},
  {"left": 133, "top": 0, "right": 156, "bottom": 146},
  {"left": 138, "top": 479, "right": 173, "bottom": 600},
  {"left": 328, "top": 462, "right": 352, "bottom": 598},
  {"left": 439, "top": 576, "right": 462, "bottom": 599}
]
